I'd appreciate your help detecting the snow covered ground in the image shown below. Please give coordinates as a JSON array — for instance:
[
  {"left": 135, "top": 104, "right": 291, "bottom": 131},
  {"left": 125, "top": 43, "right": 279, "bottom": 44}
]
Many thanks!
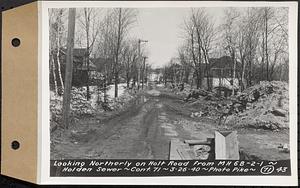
[
  {"left": 89, "top": 83, "right": 129, "bottom": 110},
  {"left": 106, "top": 83, "right": 127, "bottom": 98},
  {"left": 210, "top": 78, "right": 239, "bottom": 89},
  {"left": 156, "top": 83, "right": 165, "bottom": 87},
  {"left": 50, "top": 83, "right": 132, "bottom": 118}
]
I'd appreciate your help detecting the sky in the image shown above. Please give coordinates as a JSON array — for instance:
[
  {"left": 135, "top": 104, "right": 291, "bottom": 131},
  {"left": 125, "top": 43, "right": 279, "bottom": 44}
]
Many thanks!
[
  {"left": 129, "top": 8, "right": 224, "bottom": 68},
  {"left": 57, "top": 7, "right": 225, "bottom": 68}
]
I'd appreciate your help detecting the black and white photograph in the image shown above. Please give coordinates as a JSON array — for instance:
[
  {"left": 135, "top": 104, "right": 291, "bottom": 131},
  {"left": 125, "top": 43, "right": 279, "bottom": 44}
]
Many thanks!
[
  {"left": 45, "top": 1, "right": 297, "bottom": 183},
  {"left": 0, "top": 0, "right": 297, "bottom": 186}
]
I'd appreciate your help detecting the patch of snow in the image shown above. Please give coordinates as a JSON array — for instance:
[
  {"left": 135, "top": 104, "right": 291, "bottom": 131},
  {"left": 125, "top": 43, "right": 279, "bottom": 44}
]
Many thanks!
[
  {"left": 156, "top": 83, "right": 165, "bottom": 87},
  {"left": 210, "top": 78, "right": 239, "bottom": 89},
  {"left": 106, "top": 83, "right": 127, "bottom": 98},
  {"left": 147, "top": 89, "right": 160, "bottom": 96}
]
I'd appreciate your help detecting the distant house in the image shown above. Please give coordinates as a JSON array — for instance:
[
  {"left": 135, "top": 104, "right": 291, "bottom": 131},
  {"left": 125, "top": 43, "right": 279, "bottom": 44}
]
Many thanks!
[
  {"left": 71, "top": 48, "right": 98, "bottom": 86},
  {"left": 57, "top": 48, "right": 99, "bottom": 86},
  {"left": 149, "top": 72, "right": 163, "bottom": 82},
  {"left": 208, "top": 56, "right": 239, "bottom": 90},
  {"left": 157, "top": 56, "right": 239, "bottom": 91},
  {"left": 72, "top": 48, "right": 97, "bottom": 71},
  {"left": 175, "top": 56, "right": 239, "bottom": 92}
]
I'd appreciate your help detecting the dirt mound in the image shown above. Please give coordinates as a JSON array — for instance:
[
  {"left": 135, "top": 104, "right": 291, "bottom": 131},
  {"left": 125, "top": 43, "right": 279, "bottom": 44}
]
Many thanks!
[
  {"left": 187, "top": 99, "right": 230, "bottom": 119},
  {"left": 225, "top": 81, "right": 289, "bottom": 130},
  {"left": 184, "top": 81, "right": 289, "bottom": 130}
]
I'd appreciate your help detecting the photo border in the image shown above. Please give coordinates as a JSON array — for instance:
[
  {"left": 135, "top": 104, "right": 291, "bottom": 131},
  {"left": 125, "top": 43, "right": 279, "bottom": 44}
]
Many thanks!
[{"left": 39, "top": 1, "right": 298, "bottom": 185}]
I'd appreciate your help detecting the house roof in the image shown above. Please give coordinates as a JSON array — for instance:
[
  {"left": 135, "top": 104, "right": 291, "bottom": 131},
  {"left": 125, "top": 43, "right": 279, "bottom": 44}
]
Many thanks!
[
  {"left": 60, "top": 48, "right": 97, "bottom": 71},
  {"left": 60, "top": 48, "right": 87, "bottom": 57},
  {"left": 73, "top": 48, "right": 87, "bottom": 57}
]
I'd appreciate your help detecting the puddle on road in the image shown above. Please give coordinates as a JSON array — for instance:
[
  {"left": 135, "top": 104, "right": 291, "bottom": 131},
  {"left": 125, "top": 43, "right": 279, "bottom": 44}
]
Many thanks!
[
  {"left": 156, "top": 103, "right": 163, "bottom": 108},
  {"left": 164, "top": 132, "right": 179, "bottom": 137},
  {"left": 147, "top": 89, "right": 161, "bottom": 96},
  {"left": 159, "top": 114, "right": 179, "bottom": 138},
  {"left": 163, "top": 127, "right": 179, "bottom": 137},
  {"left": 158, "top": 115, "right": 167, "bottom": 121},
  {"left": 160, "top": 123, "right": 175, "bottom": 129}
]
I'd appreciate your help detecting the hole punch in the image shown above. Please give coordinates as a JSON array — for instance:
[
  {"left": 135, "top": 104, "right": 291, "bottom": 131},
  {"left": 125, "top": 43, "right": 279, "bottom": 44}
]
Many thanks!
[
  {"left": 11, "top": 141, "right": 20, "bottom": 150},
  {"left": 11, "top": 38, "right": 21, "bottom": 47}
]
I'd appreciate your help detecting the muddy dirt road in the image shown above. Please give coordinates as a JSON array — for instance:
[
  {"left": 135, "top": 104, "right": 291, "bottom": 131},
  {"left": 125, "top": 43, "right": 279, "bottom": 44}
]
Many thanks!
[
  {"left": 52, "top": 85, "right": 289, "bottom": 160},
  {"left": 53, "top": 86, "right": 202, "bottom": 159}
]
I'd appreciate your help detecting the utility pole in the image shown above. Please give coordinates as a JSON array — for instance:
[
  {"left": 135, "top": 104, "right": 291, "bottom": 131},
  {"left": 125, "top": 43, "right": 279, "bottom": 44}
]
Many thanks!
[
  {"left": 62, "top": 8, "right": 76, "bottom": 129},
  {"left": 137, "top": 39, "right": 148, "bottom": 90},
  {"left": 141, "top": 56, "right": 147, "bottom": 89},
  {"left": 145, "top": 63, "right": 149, "bottom": 86},
  {"left": 84, "top": 8, "right": 91, "bottom": 101}
]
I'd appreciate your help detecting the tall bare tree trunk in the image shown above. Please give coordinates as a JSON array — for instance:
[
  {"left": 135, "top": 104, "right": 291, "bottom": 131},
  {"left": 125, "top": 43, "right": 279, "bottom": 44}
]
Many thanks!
[
  {"left": 232, "top": 53, "right": 236, "bottom": 96},
  {"left": 126, "top": 72, "right": 130, "bottom": 88},
  {"left": 137, "top": 40, "right": 141, "bottom": 90},
  {"left": 265, "top": 8, "right": 269, "bottom": 81},
  {"left": 62, "top": 8, "right": 76, "bottom": 129},
  {"left": 114, "top": 70, "right": 118, "bottom": 98},
  {"left": 248, "top": 40, "right": 252, "bottom": 86},
  {"left": 145, "top": 66, "right": 148, "bottom": 86},
  {"left": 56, "top": 24, "right": 64, "bottom": 91},
  {"left": 142, "top": 56, "right": 146, "bottom": 89},
  {"left": 114, "top": 8, "right": 122, "bottom": 98},
  {"left": 241, "top": 59, "right": 247, "bottom": 91},
  {"left": 190, "top": 32, "right": 202, "bottom": 89},
  {"left": 84, "top": 8, "right": 91, "bottom": 100},
  {"left": 51, "top": 55, "right": 58, "bottom": 95},
  {"left": 103, "top": 67, "right": 108, "bottom": 104},
  {"left": 196, "top": 69, "right": 202, "bottom": 89},
  {"left": 261, "top": 31, "right": 265, "bottom": 81},
  {"left": 202, "top": 49, "right": 210, "bottom": 91}
]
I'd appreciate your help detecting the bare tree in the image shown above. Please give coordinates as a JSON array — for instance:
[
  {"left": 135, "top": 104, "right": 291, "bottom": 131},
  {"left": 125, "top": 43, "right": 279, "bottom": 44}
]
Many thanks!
[
  {"left": 230, "top": 7, "right": 288, "bottom": 89},
  {"left": 235, "top": 8, "right": 261, "bottom": 90},
  {"left": 259, "top": 7, "right": 288, "bottom": 81},
  {"left": 182, "top": 8, "right": 216, "bottom": 90},
  {"left": 122, "top": 39, "right": 139, "bottom": 88},
  {"left": 183, "top": 15, "right": 202, "bottom": 89},
  {"left": 222, "top": 8, "right": 239, "bottom": 95},
  {"left": 50, "top": 54, "right": 58, "bottom": 95},
  {"left": 178, "top": 44, "right": 192, "bottom": 87},
  {"left": 170, "top": 7, "right": 288, "bottom": 93},
  {"left": 141, "top": 56, "right": 148, "bottom": 89},
  {"left": 109, "top": 8, "right": 137, "bottom": 98},
  {"left": 78, "top": 8, "right": 101, "bottom": 100},
  {"left": 96, "top": 11, "right": 116, "bottom": 85},
  {"left": 49, "top": 9, "right": 67, "bottom": 95},
  {"left": 49, "top": 9, "right": 58, "bottom": 94},
  {"left": 191, "top": 9, "right": 216, "bottom": 91},
  {"left": 262, "top": 7, "right": 273, "bottom": 81},
  {"left": 55, "top": 9, "right": 65, "bottom": 91}
]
